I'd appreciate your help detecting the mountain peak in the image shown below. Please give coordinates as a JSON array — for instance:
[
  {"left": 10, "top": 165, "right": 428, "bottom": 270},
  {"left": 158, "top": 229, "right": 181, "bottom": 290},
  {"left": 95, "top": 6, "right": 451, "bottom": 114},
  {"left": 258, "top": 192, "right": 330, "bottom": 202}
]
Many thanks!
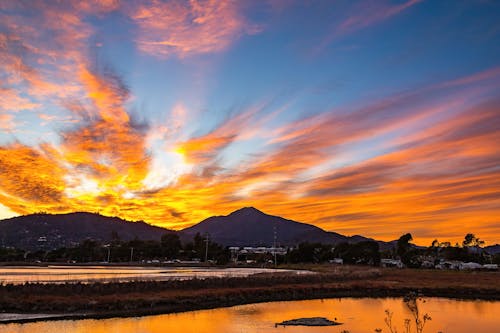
[
  {"left": 229, "top": 206, "right": 265, "bottom": 216},
  {"left": 182, "top": 206, "right": 354, "bottom": 246}
]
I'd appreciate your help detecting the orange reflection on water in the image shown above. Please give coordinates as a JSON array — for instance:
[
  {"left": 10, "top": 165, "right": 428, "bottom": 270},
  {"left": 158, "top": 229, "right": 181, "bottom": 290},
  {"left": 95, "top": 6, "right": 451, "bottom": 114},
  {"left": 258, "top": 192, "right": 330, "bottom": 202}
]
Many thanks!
[{"left": 3, "top": 297, "right": 500, "bottom": 333}]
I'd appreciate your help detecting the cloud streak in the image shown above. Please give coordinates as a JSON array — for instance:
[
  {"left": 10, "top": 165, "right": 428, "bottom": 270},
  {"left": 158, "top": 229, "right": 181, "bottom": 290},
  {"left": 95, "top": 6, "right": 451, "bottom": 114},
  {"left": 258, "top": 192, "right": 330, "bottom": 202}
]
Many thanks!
[
  {"left": 129, "top": 0, "right": 259, "bottom": 58},
  {"left": 312, "top": 0, "right": 422, "bottom": 56}
]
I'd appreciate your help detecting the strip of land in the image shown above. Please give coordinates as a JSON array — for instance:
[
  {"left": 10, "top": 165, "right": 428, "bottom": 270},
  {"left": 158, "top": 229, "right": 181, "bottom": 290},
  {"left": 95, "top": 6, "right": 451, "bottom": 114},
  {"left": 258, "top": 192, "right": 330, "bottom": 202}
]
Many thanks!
[{"left": 0, "top": 265, "right": 498, "bottom": 324}]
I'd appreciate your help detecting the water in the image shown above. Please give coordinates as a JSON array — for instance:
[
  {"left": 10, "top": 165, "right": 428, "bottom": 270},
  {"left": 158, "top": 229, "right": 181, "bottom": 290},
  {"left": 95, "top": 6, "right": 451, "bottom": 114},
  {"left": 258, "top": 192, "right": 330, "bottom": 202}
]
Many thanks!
[
  {"left": 2, "top": 298, "right": 499, "bottom": 332},
  {"left": 0, "top": 266, "right": 307, "bottom": 284}
]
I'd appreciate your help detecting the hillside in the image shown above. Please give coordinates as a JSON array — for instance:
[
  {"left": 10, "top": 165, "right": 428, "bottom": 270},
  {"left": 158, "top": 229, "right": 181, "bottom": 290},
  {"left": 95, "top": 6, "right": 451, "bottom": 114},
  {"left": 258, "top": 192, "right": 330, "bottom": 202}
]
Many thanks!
[
  {"left": 0, "top": 208, "right": 389, "bottom": 250},
  {"left": 485, "top": 244, "right": 500, "bottom": 255},
  {"left": 179, "top": 207, "right": 371, "bottom": 246},
  {"left": 0, "top": 212, "right": 172, "bottom": 250}
]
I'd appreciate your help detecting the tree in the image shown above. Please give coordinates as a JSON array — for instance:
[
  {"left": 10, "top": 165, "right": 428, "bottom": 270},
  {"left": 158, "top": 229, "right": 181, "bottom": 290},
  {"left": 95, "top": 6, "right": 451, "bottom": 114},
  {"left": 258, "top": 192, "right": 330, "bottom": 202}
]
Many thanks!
[
  {"left": 333, "top": 241, "right": 380, "bottom": 266},
  {"left": 161, "top": 233, "right": 182, "bottom": 259},
  {"left": 397, "top": 233, "right": 413, "bottom": 257},
  {"left": 287, "top": 242, "right": 336, "bottom": 264},
  {"left": 429, "top": 239, "right": 441, "bottom": 258},
  {"left": 110, "top": 230, "right": 121, "bottom": 244},
  {"left": 431, "top": 239, "right": 440, "bottom": 248},
  {"left": 462, "top": 233, "right": 484, "bottom": 248},
  {"left": 401, "top": 249, "right": 423, "bottom": 268},
  {"left": 193, "top": 233, "right": 205, "bottom": 255}
]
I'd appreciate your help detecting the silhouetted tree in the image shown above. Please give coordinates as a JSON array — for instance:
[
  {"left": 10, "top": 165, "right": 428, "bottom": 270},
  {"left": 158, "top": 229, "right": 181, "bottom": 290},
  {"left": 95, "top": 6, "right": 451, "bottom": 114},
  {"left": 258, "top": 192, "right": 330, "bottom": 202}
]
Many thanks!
[
  {"left": 462, "top": 233, "right": 484, "bottom": 248},
  {"left": 397, "top": 233, "right": 413, "bottom": 257},
  {"left": 440, "top": 246, "right": 469, "bottom": 261},
  {"left": 161, "top": 233, "right": 182, "bottom": 259},
  {"left": 110, "top": 230, "right": 120, "bottom": 244},
  {"left": 333, "top": 241, "right": 380, "bottom": 266},
  {"left": 193, "top": 232, "right": 205, "bottom": 258},
  {"left": 287, "top": 242, "right": 335, "bottom": 263},
  {"left": 431, "top": 239, "right": 440, "bottom": 248},
  {"left": 0, "top": 247, "right": 24, "bottom": 261}
]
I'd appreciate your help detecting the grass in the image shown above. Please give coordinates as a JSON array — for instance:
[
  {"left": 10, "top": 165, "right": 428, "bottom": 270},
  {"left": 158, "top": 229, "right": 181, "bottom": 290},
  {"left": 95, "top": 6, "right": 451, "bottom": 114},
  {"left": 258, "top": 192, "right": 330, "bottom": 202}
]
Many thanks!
[{"left": 0, "top": 265, "right": 498, "bottom": 323}]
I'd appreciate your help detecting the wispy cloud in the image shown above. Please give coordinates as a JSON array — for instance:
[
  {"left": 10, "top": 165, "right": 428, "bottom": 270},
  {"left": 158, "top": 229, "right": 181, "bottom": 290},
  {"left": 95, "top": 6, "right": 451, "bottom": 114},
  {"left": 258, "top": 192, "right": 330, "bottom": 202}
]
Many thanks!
[
  {"left": 175, "top": 105, "right": 260, "bottom": 164},
  {"left": 312, "top": 0, "right": 422, "bottom": 56},
  {"left": 0, "top": 113, "right": 15, "bottom": 131},
  {"left": 129, "top": 0, "right": 260, "bottom": 58}
]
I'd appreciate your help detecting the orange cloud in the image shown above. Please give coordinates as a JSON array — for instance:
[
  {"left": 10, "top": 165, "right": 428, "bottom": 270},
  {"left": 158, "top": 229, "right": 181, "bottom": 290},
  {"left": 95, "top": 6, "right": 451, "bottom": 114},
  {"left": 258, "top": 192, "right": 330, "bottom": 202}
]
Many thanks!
[
  {"left": 0, "top": 88, "right": 39, "bottom": 112},
  {"left": 129, "top": 0, "right": 259, "bottom": 58},
  {"left": 0, "top": 144, "right": 66, "bottom": 212},
  {"left": 0, "top": 113, "right": 14, "bottom": 131},
  {"left": 175, "top": 106, "right": 259, "bottom": 164}
]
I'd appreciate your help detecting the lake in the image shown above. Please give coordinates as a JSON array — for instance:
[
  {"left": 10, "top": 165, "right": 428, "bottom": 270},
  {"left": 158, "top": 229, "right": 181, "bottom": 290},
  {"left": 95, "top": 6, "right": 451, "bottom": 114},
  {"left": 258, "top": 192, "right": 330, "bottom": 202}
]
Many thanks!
[
  {"left": 1, "top": 297, "right": 499, "bottom": 332},
  {"left": 0, "top": 266, "right": 308, "bottom": 284}
]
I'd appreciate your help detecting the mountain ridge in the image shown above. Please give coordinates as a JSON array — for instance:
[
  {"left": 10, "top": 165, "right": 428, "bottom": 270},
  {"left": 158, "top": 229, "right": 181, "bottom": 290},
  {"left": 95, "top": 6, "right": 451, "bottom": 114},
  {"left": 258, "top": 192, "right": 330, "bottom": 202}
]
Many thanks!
[
  {"left": 1, "top": 207, "right": 387, "bottom": 250},
  {"left": 0, "top": 212, "right": 173, "bottom": 250},
  {"left": 180, "top": 206, "right": 374, "bottom": 246}
]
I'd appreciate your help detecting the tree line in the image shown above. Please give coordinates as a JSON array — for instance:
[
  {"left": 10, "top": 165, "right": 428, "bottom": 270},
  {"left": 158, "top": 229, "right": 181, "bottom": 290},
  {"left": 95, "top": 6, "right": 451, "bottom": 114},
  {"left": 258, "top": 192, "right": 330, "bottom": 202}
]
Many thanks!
[
  {"left": 0, "top": 233, "right": 230, "bottom": 264},
  {"left": 0, "top": 232, "right": 498, "bottom": 267}
]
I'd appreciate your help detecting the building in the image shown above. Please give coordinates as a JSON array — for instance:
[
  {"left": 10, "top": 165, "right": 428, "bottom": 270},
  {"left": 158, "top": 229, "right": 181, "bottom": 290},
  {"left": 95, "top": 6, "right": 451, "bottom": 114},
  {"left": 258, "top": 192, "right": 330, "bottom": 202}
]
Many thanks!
[{"left": 380, "top": 258, "right": 403, "bottom": 268}]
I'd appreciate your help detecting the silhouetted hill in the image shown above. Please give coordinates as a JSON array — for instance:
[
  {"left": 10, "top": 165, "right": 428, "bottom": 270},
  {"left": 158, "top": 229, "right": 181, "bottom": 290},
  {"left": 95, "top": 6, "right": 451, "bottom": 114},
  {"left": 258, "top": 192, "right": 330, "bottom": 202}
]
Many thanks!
[
  {"left": 179, "top": 207, "right": 373, "bottom": 246},
  {"left": 485, "top": 244, "right": 500, "bottom": 255},
  {"left": 1, "top": 208, "right": 394, "bottom": 250},
  {"left": 0, "top": 212, "right": 173, "bottom": 250}
]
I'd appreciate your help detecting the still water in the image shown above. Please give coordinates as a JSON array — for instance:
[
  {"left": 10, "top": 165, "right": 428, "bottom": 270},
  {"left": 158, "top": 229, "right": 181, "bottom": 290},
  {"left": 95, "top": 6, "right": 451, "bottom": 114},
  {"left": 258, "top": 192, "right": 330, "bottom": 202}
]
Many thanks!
[
  {"left": 0, "top": 266, "right": 305, "bottom": 284},
  {"left": 2, "top": 297, "right": 499, "bottom": 333}
]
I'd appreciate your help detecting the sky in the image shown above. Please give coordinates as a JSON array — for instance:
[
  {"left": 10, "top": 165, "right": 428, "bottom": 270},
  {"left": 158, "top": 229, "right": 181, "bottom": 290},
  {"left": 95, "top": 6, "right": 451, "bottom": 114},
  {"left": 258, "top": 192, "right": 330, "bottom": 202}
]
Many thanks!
[{"left": 0, "top": 0, "right": 499, "bottom": 245}]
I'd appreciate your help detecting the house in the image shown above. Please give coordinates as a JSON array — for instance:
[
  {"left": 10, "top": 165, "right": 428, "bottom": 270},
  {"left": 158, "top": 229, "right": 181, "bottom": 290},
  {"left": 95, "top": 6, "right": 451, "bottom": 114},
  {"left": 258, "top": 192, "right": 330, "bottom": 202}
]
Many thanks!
[
  {"left": 381, "top": 259, "right": 403, "bottom": 268},
  {"left": 482, "top": 264, "right": 498, "bottom": 271},
  {"left": 329, "top": 258, "right": 343, "bottom": 265},
  {"left": 459, "top": 262, "right": 482, "bottom": 270},
  {"left": 234, "top": 246, "right": 287, "bottom": 255},
  {"left": 435, "top": 260, "right": 462, "bottom": 270},
  {"left": 421, "top": 260, "right": 435, "bottom": 268}
]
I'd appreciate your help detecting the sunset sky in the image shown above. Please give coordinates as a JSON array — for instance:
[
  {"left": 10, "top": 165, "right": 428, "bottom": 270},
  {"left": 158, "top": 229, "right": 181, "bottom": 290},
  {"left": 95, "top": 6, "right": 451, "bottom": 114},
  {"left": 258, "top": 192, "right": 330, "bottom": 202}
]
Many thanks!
[{"left": 0, "top": 0, "right": 499, "bottom": 245}]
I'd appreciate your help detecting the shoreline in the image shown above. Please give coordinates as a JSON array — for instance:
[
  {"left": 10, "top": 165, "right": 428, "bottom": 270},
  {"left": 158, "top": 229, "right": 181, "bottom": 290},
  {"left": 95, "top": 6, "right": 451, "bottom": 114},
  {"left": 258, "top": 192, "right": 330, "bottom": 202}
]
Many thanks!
[
  {"left": 1, "top": 266, "right": 499, "bottom": 324},
  {"left": 2, "top": 288, "right": 499, "bottom": 325}
]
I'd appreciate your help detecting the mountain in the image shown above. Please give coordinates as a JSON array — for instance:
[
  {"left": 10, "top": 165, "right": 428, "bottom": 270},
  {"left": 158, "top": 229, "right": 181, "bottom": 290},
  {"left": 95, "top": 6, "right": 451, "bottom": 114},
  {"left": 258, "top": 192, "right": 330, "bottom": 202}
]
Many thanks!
[
  {"left": 484, "top": 244, "right": 500, "bottom": 255},
  {"left": 179, "top": 207, "right": 372, "bottom": 246},
  {"left": 0, "top": 208, "right": 389, "bottom": 250},
  {"left": 0, "top": 212, "right": 173, "bottom": 250}
]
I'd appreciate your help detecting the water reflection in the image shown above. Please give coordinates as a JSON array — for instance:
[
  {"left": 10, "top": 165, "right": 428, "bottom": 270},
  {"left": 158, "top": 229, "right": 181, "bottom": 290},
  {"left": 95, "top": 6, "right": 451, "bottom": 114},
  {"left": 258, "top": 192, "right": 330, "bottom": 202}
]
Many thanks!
[
  {"left": 2, "top": 298, "right": 499, "bottom": 333},
  {"left": 0, "top": 266, "right": 302, "bottom": 284}
]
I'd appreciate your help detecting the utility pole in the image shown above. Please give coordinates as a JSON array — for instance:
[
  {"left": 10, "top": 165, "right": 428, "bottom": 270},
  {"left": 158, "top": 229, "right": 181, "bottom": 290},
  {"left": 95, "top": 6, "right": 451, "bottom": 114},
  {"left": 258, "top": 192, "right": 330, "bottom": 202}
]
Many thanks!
[
  {"left": 273, "top": 226, "right": 277, "bottom": 268},
  {"left": 104, "top": 244, "right": 110, "bottom": 263},
  {"left": 204, "top": 233, "right": 209, "bottom": 263},
  {"left": 130, "top": 247, "right": 134, "bottom": 263}
]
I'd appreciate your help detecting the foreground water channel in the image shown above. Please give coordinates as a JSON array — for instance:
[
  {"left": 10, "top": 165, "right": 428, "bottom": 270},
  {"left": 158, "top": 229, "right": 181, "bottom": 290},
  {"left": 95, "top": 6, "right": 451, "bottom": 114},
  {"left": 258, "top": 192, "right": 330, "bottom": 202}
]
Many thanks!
[
  {"left": 0, "top": 265, "right": 306, "bottom": 284},
  {"left": 1, "top": 297, "right": 499, "bottom": 333}
]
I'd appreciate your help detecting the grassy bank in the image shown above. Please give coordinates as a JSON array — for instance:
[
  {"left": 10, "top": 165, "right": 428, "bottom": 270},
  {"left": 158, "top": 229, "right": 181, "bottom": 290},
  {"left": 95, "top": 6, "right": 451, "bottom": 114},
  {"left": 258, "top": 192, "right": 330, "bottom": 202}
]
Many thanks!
[{"left": 0, "top": 266, "right": 498, "bottom": 324}]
